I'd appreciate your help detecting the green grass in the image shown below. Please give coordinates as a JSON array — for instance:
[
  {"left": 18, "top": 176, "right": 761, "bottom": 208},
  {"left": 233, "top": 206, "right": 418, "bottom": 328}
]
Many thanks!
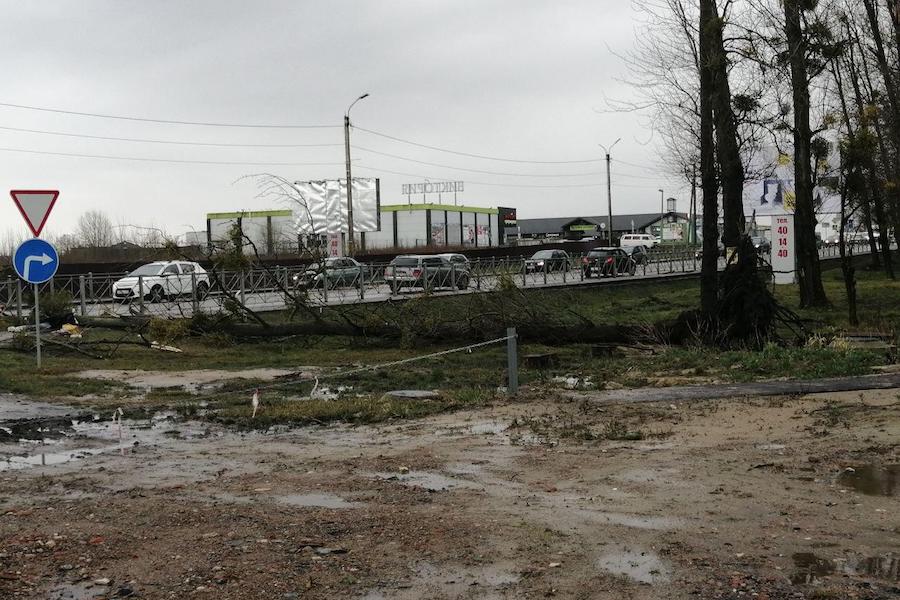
[{"left": 214, "top": 387, "right": 496, "bottom": 428}]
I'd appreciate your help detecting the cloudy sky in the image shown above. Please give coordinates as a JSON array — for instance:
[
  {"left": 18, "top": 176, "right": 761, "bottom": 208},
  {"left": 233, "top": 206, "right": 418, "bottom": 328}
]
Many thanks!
[{"left": 0, "top": 0, "right": 685, "bottom": 241}]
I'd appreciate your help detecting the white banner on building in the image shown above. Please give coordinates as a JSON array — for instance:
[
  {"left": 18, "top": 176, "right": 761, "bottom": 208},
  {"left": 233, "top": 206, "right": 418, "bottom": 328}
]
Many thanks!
[{"left": 772, "top": 214, "right": 795, "bottom": 284}]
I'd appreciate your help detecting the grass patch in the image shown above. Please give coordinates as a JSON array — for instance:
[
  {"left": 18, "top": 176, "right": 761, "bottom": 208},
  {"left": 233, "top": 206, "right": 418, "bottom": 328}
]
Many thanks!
[{"left": 213, "top": 387, "right": 496, "bottom": 427}]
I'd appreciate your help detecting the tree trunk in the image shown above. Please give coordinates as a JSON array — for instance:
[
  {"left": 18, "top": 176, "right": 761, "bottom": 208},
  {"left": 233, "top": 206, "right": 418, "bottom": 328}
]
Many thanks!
[
  {"left": 784, "top": 0, "right": 828, "bottom": 307},
  {"left": 699, "top": 0, "right": 719, "bottom": 314},
  {"left": 705, "top": 2, "right": 744, "bottom": 249}
]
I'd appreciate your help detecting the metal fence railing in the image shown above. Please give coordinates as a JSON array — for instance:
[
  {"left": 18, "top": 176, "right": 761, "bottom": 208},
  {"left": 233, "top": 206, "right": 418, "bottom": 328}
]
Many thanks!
[{"left": 0, "top": 241, "right": 885, "bottom": 320}]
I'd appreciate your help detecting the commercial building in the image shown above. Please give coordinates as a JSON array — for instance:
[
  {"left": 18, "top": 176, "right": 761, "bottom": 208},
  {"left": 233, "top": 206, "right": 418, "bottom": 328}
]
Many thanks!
[
  {"left": 510, "top": 212, "right": 691, "bottom": 243},
  {"left": 206, "top": 202, "right": 511, "bottom": 254}
]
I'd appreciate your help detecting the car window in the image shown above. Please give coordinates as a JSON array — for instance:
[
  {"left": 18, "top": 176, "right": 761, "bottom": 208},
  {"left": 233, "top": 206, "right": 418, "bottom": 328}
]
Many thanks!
[
  {"left": 181, "top": 263, "right": 195, "bottom": 273},
  {"left": 162, "top": 265, "right": 179, "bottom": 275},
  {"left": 390, "top": 257, "right": 419, "bottom": 267},
  {"left": 423, "top": 257, "right": 444, "bottom": 266},
  {"left": 127, "top": 264, "right": 163, "bottom": 277}
]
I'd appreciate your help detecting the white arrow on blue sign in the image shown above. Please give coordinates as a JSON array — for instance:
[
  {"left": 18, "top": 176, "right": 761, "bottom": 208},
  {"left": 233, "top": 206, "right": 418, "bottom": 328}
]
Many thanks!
[{"left": 13, "top": 238, "right": 59, "bottom": 284}]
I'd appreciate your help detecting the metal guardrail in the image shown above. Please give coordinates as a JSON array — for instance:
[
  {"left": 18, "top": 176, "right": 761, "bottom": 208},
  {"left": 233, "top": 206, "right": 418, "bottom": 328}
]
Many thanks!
[{"left": 0, "top": 241, "right": 884, "bottom": 319}]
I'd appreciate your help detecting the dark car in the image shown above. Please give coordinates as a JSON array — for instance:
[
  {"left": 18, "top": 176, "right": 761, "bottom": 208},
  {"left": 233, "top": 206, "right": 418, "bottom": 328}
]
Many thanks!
[
  {"left": 582, "top": 247, "right": 635, "bottom": 277},
  {"left": 293, "top": 257, "right": 369, "bottom": 289},
  {"left": 525, "top": 250, "right": 570, "bottom": 273},
  {"left": 750, "top": 236, "right": 771, "bottom": 255}
]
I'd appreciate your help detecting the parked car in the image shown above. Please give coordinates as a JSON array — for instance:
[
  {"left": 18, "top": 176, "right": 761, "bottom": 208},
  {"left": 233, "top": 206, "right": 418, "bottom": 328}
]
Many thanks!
[
  {"left": 619, "top": 233, "right": 659, "bottom": 250},
  {"left": 293, "top": 257, "right": 368, "bottom": 289},
  {"left": 582, "top": 247, "right": 636, "bottom": 277},
  {"left": 525, "top": 250, "right": 569, "bottom": 273},
  {"left": 750, "top": 235, "right": 771, "bottom": 255},
  {"left": 113, "top": 261, "right": 210, "bottom": 303},
  {"left": 437, "top": 253, "right": 471, "bottom": 270},
  {"left": 630, "top": 244, "right": 651, "bottom": 266},
  {"left": 383, "top": 255, "right": 470, "bottom": 291}
]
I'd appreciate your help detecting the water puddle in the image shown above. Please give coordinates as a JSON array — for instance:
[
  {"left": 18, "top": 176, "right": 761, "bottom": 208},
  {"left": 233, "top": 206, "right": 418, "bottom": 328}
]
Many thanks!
[
  {"left": 468, "top": 421, "right": 508, "bottom": 435},
  {"left": 791, "top": 552, "right": 899, "bottom": 584},
  {"left": 371, "top": 470, "right": 480, "bottom": 492},
  {"left": 1, "top": 409, "right": 211, "bottom": 472},
  {"left": 596, "top": 549, "right": 670, "bottom": 584},
  {"left": 791, "top": 552, "right": 834, "bottom": 584},
  {"left": 837, "top": 464, "right": 899, "bottom": 497},
  {"left": 47, "top": 580, "right": 109, "bottom": 600},
  {"left": 275, "top": 493, "right": 361, "bottom": 508}
]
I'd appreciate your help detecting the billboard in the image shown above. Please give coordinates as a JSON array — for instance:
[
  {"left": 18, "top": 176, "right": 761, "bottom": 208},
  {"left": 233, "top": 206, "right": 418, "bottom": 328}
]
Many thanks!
[{"left": 293, "top": 178, "right": 380, "bottom": 234}]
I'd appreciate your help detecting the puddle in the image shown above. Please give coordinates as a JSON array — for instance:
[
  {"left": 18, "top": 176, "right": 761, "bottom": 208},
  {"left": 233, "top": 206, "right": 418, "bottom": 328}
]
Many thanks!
[
  {"left": 371, "top": 470, "right": 480, "bottom": 492},
  {"left": 791, "top": 552, "right": 900, "bottom": 584},
  {"left": 47, "top": 581, "right": 109, "bottom": 600},
  {"left": 0, "top": 411, "right": 212, "bottom": 472},
  {"left": 275, "top": 493, "right": 361, "bottom": 508},
  {"left": 838, "top": 464, "right": 899, "bottom": 497},
  {"left": 597, "top": 549, "right": 670, "bottom": 584},
  {"left": 75, "top": 367, "right": 319, "bottom": 393},
  {"left": 467, "top": 421, "right": 508, "bottom": 435},
  {"left": 791, "top": 552, "right": 834, "bottom": 584}
]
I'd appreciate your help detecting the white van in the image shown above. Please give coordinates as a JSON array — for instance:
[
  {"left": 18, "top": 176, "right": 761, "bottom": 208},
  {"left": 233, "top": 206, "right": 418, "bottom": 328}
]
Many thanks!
[{"left": 619, "top": 233, "right": 658, "bottom": 250}]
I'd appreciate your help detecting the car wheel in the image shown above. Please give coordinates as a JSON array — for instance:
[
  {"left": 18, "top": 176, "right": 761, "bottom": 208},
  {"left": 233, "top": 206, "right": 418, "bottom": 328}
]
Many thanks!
[
  {"left": 148, "top": 285, "right": 165, "bottom": 303},
  {"left": 196, "top": 281, "right": 209, "bottom": 299}
]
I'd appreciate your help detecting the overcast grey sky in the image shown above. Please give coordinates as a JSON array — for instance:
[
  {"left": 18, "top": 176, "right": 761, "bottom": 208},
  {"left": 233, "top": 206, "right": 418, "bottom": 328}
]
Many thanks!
[{"left": 0, "top": 0, "right": 685, "bottom": 240}]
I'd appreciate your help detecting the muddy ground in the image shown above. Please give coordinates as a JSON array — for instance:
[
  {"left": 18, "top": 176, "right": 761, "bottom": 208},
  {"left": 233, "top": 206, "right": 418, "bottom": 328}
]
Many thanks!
[{"left": 0, "top": 386, "right": 898, "bottom": 599}]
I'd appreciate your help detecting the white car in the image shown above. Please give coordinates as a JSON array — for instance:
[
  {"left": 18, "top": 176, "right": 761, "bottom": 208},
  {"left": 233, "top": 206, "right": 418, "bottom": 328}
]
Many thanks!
[
  {"left": 112, "top": 261, "right": 210, "bottom": 303},
  {"left": 619, "top": 233, "right": 659, "bottom": 250}
]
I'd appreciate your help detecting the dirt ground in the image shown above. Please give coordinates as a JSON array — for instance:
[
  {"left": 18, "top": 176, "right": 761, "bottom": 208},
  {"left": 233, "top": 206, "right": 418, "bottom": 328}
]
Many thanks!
[{"left": 0, "top": 386, "right": 898, "bottom": 599}]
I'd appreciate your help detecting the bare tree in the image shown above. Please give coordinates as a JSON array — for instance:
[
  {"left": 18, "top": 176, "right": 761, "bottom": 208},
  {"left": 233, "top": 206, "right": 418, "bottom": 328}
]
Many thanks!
[{"left": 75, "top": 210, "right": 115, "bottom": 248}]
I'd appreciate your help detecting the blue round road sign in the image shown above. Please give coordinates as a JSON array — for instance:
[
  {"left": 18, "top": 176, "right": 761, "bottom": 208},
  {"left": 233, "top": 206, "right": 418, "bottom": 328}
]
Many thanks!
[{"left": 13, "top": 238, "right": 59, "bottom": 284}]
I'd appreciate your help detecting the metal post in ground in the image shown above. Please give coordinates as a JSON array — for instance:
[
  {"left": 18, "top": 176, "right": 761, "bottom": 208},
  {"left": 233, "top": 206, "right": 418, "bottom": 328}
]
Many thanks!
[
  {"left": 521, "top": 260, "right": 526, "bottom": 287},
  {"left": 34, "top": 284, "right": 41, "bottom": 368},
  {"left": 358, "top": 268, "right": 365, "bottom": 301},
  {"left": 543, "top": 262, "right": 547, "bottom": 286},
  {"left": 563, "top": 259, "right": 567, "bottom": 283},
  {"left": 79, "top": 275, "right": 87, "bottom": 316},
  {"left": 16, "top": 279, "right": 22, "bottom": 319},
  {"left": 391, "top": 265, "right": 398, "bottom": 296},
  {"left": 450, "top": 263, "right": 456, "bottom": 293},
  {"left": 506, "top": 327, "right": 518, "bottom": 396},
  {"left": 138, "top": 276, "right": 145, "bottom": 313},
  {"left": 88, "top": 273, "right": 94, "bottom": 303},
  {"left": 191, "top": 271, "right": 199, "bottom": 313},
  {"left": 239, "top": 271, "right": 246, "bottom": 306}
]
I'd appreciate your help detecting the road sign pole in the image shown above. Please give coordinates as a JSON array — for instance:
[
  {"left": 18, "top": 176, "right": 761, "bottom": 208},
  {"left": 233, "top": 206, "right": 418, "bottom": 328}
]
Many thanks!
[{"left": 33, "top": 284, "right": 41, "bottom": 368}]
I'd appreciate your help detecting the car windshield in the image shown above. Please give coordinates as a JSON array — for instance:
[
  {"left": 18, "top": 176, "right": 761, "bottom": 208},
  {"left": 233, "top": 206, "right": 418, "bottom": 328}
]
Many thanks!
[
  {"left": 127, "top": 264, "right": 163, "bottom": 277},
  {"left": 588, "top": 249, "right": 613, "bottom": 257},
  {"left": 531, "top": 250, "right": 554, "bottom": 259},
  {"left": 390, "top": 257, "right": 419, "bottom": 267},
  {"left": 751, "top": 237, "right": 765, "bottom": 244}
]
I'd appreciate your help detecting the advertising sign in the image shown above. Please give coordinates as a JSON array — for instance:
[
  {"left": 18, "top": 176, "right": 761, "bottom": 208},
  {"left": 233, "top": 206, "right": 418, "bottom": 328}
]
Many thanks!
[{"left": 772, "top": 214, "right": 795, "bottom": 284}]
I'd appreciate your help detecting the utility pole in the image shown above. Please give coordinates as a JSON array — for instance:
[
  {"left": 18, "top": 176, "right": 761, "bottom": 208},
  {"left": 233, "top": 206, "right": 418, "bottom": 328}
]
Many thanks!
[
  {"left": 658, "top": 188, "right": 665, "bottom": 244},
  {"left": 344, "top": 93, "right": 369, "bottom": 255},
  {"left": 599, "top": 139, "right": 621, "bottom": 245},
  {"left": 690, "top": 164, "right": 698, "bottom": 244}
]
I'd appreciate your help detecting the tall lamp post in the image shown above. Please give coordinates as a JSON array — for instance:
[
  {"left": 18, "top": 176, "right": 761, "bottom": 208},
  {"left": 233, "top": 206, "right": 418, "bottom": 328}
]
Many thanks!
[
  {"left": 599, "top": 138, "right": 621, "bottom": 244},
  {"left": 344, "top": 93, "right": 369, "bottom": 255},
  {"left": 658, "top": 188, "right": 664, "bottom": 244}
]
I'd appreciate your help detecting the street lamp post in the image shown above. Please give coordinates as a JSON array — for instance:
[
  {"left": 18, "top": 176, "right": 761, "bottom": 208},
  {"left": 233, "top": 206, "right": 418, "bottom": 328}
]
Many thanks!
[
  {"left": 599, "top": 139, "right": 621, "bottom": 245},
  {"left": 344, "top": 93, "right": 369, "bottom": 255},
  {"left": 658, "top": 188, "right": 664, "bottom": 244}
]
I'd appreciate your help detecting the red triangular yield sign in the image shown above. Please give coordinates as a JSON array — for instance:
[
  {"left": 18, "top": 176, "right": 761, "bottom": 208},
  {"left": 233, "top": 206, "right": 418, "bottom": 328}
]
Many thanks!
[{"left": 10, "top": 190, "right": 59, "bottom": 237}]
